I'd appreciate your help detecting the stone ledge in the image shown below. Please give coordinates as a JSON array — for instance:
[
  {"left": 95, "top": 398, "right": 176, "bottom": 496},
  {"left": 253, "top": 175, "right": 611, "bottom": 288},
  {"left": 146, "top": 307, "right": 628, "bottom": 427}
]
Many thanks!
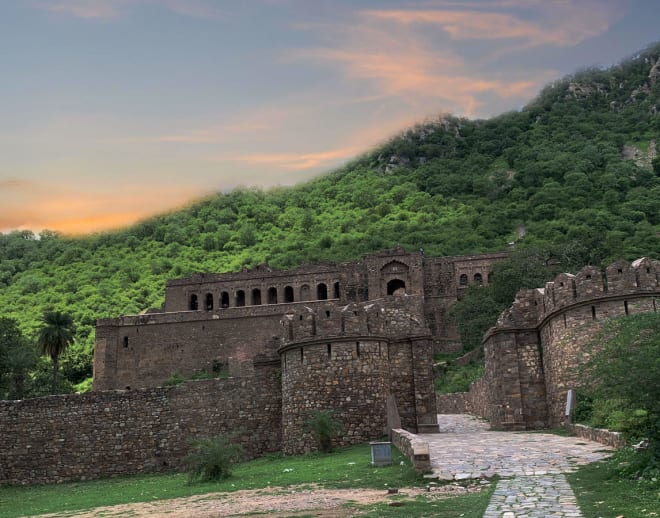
[
  {"left": 391, "top": 428, "right": 431, "bottom": 474},
  {"left": 566, "top": 423, "right": 626, "bottom": 448}
]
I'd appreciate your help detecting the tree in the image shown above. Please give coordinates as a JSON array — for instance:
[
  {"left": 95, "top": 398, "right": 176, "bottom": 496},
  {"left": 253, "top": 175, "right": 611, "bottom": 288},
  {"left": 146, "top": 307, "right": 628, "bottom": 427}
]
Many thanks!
[
  {"left": 38, "top": 311, "right": 75, "bottom": 394},
  {"left": 0, "top": 317, "right": 37, "bottom": 399}
]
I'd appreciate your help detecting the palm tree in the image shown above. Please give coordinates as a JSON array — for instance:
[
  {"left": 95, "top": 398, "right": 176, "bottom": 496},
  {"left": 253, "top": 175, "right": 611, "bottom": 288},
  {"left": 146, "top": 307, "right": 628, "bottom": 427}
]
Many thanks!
[{"left": 38, "top": 311, "right": 75, "bottom": 394}]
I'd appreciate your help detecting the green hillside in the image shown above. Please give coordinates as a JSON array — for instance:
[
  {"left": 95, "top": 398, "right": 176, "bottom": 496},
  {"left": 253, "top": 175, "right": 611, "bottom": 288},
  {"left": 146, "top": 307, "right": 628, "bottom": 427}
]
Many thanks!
[{"left": 1, "top": 42, "right": 659, "bottom": 397}]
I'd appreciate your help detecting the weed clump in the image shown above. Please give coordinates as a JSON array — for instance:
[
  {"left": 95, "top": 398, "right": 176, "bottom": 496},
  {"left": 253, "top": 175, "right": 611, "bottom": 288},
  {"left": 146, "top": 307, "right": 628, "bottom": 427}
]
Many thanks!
[
  {"left": 183, "top": 434, "right": 244, "bottom": 483},
  {"left": 306, "top": 409, "right": 343, "bottom": 453}
]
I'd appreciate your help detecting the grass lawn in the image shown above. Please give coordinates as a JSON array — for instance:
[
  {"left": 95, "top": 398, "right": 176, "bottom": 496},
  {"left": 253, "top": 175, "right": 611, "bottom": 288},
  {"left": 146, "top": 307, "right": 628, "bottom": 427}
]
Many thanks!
[
  {"left": 0, "top": 444, "right": 493, "bottom": 517},
  {"left": 567, "top": 450, "right": 660, "bottom": 518}
]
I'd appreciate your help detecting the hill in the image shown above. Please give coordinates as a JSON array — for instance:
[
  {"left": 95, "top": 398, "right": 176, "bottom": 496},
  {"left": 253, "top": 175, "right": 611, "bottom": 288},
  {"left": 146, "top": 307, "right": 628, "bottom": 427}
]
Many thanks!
[{"left": 1, "top": 42, "right": 659, "bottom": 396}]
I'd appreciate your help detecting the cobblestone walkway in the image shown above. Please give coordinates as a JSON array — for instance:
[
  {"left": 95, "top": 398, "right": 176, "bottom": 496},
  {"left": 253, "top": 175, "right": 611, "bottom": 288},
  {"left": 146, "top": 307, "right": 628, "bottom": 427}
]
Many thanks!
[
  {"left": 420, "top": 415, "right": 612, "bottom": 517},
  {"left": 484, "top": 474, "right": 582, "bottom": 518},
  {"left": 420, "top": 415, "right": 611, "bottom": 480}
]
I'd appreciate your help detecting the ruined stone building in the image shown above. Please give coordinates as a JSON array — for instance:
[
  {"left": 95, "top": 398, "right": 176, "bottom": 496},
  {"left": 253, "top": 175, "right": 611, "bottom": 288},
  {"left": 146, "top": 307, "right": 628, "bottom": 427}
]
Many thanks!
[{"left": 94, "top": 248, "right": 507, "bottom": 391}]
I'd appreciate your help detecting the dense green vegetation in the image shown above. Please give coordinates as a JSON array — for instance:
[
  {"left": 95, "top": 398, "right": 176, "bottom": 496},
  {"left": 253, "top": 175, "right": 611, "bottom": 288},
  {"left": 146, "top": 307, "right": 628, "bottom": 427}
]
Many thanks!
[
  {"left": 575, "top": 313, "right": 660, "bottom": 476},
  {"left": 0, "top": 42, "right": 658, "bottom": 395},
  {"left": 568, "top": 449, "right": 660, "bottom": 518},
  {"left": 0, "top": 444, "right": 492, "bottom": 518}
]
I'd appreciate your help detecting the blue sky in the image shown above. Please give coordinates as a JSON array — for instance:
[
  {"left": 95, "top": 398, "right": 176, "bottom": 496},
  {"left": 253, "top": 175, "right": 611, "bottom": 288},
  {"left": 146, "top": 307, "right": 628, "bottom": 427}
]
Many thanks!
[{"left": 1, "top": 0, "right": 659, "bottom": 234}]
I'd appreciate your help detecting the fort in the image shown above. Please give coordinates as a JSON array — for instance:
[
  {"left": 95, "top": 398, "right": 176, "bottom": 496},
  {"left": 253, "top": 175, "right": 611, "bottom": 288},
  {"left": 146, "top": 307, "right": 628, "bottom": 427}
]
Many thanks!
[
  {"left": 1, "top": 250, "right": 658, "bottom": 486},
  {"left": 93, "top": 248, "right": 508, "bottom": 391}
]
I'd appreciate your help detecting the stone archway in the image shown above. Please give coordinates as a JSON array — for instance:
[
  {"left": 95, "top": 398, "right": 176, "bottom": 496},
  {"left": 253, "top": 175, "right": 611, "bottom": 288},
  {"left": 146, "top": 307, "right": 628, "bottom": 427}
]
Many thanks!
[{"left": 387, "top": 279, "right": 406, "bottom": 295}]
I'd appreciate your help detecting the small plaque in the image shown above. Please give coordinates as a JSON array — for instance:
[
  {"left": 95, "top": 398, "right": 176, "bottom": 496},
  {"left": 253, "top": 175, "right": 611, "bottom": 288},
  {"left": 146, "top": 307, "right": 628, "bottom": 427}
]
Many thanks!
[{"left": 370, "top": 441, "right": 392, "bottom": 466}]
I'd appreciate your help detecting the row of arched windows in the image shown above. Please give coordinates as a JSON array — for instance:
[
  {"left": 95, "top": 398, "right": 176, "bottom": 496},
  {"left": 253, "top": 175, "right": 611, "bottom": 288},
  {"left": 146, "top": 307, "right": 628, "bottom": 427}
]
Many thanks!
[
  {"left": 458, "top": 272, "right": 492, "bottom": 286},
  {"left": 189, "top": 282, "right": 340, "bottom": 310}
]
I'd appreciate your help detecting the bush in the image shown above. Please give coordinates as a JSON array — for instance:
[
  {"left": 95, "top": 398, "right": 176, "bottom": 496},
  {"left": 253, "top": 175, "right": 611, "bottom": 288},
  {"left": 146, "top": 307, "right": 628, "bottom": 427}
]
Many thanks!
[
  {"left": 183, "top": 434, "right": 244, "bottom": 483},
  {"left": 577, "top": 313, "right": 660, "bottom": 475},
  {"left": 306, "top": 410, "right": 343, "bottom": 453}
]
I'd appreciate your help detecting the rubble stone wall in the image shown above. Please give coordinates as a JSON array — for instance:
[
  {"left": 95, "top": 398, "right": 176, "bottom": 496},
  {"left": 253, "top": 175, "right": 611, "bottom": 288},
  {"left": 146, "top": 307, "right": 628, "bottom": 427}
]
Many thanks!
[{"left": 0, "top": 369, "right": 281, "bottom": 486}]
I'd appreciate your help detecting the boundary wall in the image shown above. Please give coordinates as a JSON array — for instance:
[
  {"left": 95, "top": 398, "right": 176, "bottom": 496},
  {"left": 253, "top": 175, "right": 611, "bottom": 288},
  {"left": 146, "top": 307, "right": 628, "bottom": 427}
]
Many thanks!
[
  {"left": 438, "top": 258, "right": 660, "bottom": 430},
  {"left": 0, "top": 365, "right": 281, "bottom": 486}
]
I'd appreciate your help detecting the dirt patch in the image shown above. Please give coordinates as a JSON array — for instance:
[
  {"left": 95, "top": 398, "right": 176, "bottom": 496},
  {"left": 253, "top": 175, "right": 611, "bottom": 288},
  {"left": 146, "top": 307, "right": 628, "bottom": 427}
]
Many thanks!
[{"left": 38, "top": 483, "right": 486, "bottom": 517}]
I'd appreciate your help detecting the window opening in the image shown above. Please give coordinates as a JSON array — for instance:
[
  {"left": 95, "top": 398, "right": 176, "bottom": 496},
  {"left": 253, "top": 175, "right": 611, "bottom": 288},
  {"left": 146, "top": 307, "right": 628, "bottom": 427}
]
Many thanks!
[
  {"left": 317, "top": 283, "right": 328, "bottom": 300},
  {"left": 459, "top": 274, "right": 468, "bottom": 286},
  {"left": 268, "top": 287, "right": 278, "bottom": 304},
  {"left": 474, "top": 273, "right": 483, "bottom": 285},
  {"left": 284, "top": 286, "right": 294, "bottom": 303},
  {"left": 387, "top": 279, "right": 406, "bottom": 295},
  {"left": 220, "top": 291, "right": 229, "bottom": 308},
  {"left": 205, "top": 293, "right": 214, "bottom": 311},
  {"left": 123, "top": 336, "right": 129, "bottom": 348},
  {"left": 189, "top": 294, "right": 198, "bottom": 311},
  {"left": 236, "top": 290, "right": 245, "bottom": 307},
  {"left": 252, "top": 288, "right": 262, "bottom": 305},
  {"left": 333, "top": 282, "right": 340, "bottom": 299}
]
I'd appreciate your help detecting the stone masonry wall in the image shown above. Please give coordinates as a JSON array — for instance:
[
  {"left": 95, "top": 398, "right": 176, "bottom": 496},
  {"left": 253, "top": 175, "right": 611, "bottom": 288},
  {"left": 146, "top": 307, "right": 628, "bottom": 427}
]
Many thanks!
[
  {"left": 95, "top": 300, "right": 341, "bottom": 390},
  {"left": 0, "top": 368, "right": 281, "bottom": 486},
  {"left": 280, "top": 339, "right": 390, "bottom": 454},
  {"left": 466, "top": 258, "right": 659, "bottom": 430}
]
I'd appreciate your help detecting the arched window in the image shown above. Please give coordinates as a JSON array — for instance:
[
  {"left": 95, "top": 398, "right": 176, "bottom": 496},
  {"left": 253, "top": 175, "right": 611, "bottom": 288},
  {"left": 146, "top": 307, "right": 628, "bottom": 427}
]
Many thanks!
[
  {"left": 300, "top": 284, "right": 310, "bottom": 301},
  {"left": 488, "top": 272, "right": 494, "bottom": 284},
  {"left": 252, "top": 288, "right": 262, "bottom": 305},
  {"left": 236, "top": 290, "right": 245, "bottom": 307},
  {"left": 386, "top": 279, "right": 406, "bottom": 295},
  {"left": 459, "top": 274, "right": 468, "bottom": 286},
  {"left": 317, "top": 283, "right": 328, "bottom": 300},
  {"left": 284, "top": 286, "right": 294, "bottom": 303},
  {"left": 474, "top": 273, "right": 483, "bottom": 285},
  {"left": 205, "top": 293, "right": 214, "bottom": 310},
  {"left": 189, "top": 294, "right": 198, "bottom": 310},
  {"left": 333, "top": 282, "right": 340, "bottom": 299},
  {"left": 268, "top": 287, "right": 278, "bottom": 304},
  {"left": 220, "top": 291, "right": 229, "bottom": 308}
]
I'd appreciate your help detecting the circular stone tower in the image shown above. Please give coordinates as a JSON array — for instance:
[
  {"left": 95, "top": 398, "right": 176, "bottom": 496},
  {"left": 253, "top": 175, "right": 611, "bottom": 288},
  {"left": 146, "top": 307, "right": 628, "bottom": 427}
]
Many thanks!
[{"left": 279, "top": 303, "right": 391, "bottom": 454}]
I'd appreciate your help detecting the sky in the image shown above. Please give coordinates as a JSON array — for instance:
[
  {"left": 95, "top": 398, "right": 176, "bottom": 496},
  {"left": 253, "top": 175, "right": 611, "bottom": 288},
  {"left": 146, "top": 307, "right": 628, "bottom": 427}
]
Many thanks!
[{"left": 1, "top": 0, "right": 659, "bottom": 235}]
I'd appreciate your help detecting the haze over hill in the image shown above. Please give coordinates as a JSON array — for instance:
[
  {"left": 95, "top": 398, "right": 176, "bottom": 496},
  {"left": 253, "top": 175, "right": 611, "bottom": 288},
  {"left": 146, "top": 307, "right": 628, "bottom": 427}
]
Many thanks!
[{"left": 0, "top": 42, "right": 659, "bottom": 397}]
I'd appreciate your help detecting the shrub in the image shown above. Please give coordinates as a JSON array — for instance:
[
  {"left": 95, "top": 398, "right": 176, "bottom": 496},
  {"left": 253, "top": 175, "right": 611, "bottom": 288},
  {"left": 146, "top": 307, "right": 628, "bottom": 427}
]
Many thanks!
[
  {"left": 183, "top": 434, "right": 244, "bottom": 483},
  {"left": 163, "top": 373, "right": 185, "bottom": 386},
  {"left": 306, "top": 410, "right": 343, "bottom": 453},
  {"left": 577, "top": 313, "right": 660, "bottom": 475}
]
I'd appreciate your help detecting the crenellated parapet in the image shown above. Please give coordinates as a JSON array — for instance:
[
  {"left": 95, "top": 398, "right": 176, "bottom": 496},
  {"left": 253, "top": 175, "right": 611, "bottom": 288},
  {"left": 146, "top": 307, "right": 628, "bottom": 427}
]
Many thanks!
[
  {"left": 490, "top": 258, "right": 660, "bottom": 335},
  {"left": 279, "top": 295, "right": 430, "bottom": 347},
  {"left": 479, "top": 257, "right": 659, "bottom": 431}
]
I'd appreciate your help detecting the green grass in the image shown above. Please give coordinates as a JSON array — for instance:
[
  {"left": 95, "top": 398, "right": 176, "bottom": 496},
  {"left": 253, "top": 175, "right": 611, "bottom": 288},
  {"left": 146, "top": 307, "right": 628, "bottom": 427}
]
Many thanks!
[
  {"left": 350, "top": 489, "right": 495, "bottom": 517},
  {"left": 0, "top": 444, "right": 455, "bottom": 517},
  {"left": 567, "top": 449, "right": 660, "bottom": 518}
]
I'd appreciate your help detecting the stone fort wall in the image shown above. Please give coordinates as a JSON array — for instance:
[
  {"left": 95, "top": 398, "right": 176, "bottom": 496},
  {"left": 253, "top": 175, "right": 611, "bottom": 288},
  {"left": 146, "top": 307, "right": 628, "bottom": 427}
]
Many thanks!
[
  {"left": 0, "top": 365, "right": 281, "bottom": 486},
  {"left": 438, "top": 258, "right": 660, "bottom": 429},
  {"left": 279, "top": 296, "right": 439, "bottom": 454}
]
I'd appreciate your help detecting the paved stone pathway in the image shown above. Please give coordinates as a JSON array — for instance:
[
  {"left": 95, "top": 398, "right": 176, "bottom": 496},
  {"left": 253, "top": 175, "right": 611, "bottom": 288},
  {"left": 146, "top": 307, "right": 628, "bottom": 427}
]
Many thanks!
[
  {"left": 483, "top": 474, "right": 582, "bottom": 518},
  {"left": 420, "top": 415, "right": 611, "bottom": 480},
  {"left": 419, "top": 415, "right": 612, "bottom": 517}
]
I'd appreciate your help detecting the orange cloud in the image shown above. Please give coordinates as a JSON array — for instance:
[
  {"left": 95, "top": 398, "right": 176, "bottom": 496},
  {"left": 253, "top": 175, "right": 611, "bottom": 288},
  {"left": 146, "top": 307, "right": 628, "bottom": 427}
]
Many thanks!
[
  {"left": 363, "top": 2, "right": 622, "bottom": 47},
  {"left": 0, "top": 178, "right": 207, "bottom": 234},
  {"left": 288, "top": 45, "right": 539, "bottom": 117},
  {"left": 224, "top": 146, "right": 362, "bottom": 171}
]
